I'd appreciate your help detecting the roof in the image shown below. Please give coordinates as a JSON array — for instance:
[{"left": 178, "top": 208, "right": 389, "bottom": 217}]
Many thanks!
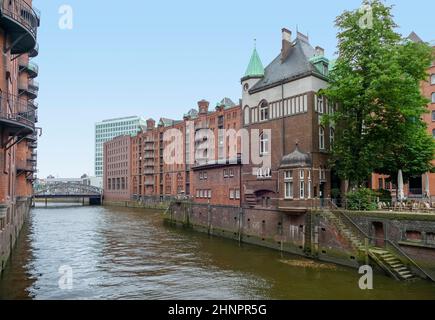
[
  {"left": 407, "top": 31, "right": 423, "bottom": 43},
  {"left": 218, "top": 97, "right": 236, "bottom": 109},
  {"left": 280, "top": 145, "right": 312, "bottom": 168},
  {"left": 250, "top": 37, "right": 325, "bottom": 92},
  {"left": 244, "top": 48, "right": 265, "bottom": 79}
]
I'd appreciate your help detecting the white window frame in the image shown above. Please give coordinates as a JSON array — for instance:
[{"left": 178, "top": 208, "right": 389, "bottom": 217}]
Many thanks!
[
  {"left": 319, "top": 127, "right": 325, "bottom": 150},
  {"left": 259, "top": 102, "right": 269, "bottom": 122},
  {"left": 285, "top": 181, "right": 293, "bottom": 199},
  {"left": 431, "top": 74, "right": 435, "bottom": 85},
  {"left": 230, "top": 189, "right": 235, "bottom": 200},
  {"left": 432, "top": 93, "right": 435, "bottom": 103},
  {"left": 235, "top": 189, "right": 240, "bottom": 200},
  {"left": 299, "top": 181, "right": 305, "bottom": 199},
  {"left": 260, "top": 132, "right": 269, "bottom": 156}
]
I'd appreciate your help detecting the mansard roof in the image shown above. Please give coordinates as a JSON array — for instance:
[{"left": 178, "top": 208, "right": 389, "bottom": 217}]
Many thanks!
[{"left": 250, "top": 35, "right": 326, "bottom": 93}]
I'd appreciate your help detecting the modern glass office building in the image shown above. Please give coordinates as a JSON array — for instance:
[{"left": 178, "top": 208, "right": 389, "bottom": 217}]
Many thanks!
[{"left": 95, "top": 116, "right": 146, "bottom": 176}]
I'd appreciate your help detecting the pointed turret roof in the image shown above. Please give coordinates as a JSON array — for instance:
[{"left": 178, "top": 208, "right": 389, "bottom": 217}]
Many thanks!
[{"left": 243, "top": 47, "right": 264, "bottom": 79}]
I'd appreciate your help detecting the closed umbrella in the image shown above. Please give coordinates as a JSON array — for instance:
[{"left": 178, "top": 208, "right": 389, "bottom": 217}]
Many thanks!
[
  {"left": 425, "top": 173, "right": 430, "bottom": 199},
  {"left": 398, "top": 170, "right": 405, "bottom": 202}
]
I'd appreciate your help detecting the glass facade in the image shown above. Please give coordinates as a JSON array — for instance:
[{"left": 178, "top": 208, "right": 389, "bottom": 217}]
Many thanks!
[{"left": 95, "top": 116, "right": 146, "bottom": 176}]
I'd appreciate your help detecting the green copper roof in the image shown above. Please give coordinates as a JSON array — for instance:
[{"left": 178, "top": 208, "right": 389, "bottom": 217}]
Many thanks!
[{"left": 244, "top": 48, "right": 264, "bottom": 78}]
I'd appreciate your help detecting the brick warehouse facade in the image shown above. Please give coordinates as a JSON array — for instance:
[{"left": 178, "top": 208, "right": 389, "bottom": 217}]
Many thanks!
[
  {"left": 0, "top": 0, "right": 40, "bottom": 274},
  {"left": 103, "top": 28, "right": 334, "bottom": 211},
  {"left": 104, "top": 135, "right": 132, "bottom": 201},
  {"left": 104, "top": 98, "right": 243, "bottom": 206}
]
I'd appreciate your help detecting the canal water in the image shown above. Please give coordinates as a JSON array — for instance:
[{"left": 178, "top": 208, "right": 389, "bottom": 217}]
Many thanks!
[{"left": 0, "top": 205, "right": 435, "bottom": 300}]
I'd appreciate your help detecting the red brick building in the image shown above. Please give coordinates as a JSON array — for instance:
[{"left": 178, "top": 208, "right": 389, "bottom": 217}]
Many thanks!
[
  {"left": 103, "top": 135, "right": 132, "bottom": 201},
  {"left": 241, "top": 29, "right": 332, "bottom": 211},
  {"left": 0, "top": 0, "right": 40, "bottom": 273}
]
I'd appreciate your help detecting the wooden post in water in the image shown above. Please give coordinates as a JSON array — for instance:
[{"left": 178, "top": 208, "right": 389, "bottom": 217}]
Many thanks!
[{"left": 45, "top": 197, "right": 47, "bottom": 207}]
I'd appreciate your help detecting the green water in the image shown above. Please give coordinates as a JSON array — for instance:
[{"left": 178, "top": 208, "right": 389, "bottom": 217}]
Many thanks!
[{"left": 0, "top": 204, "right": 434, "bottom": 300}]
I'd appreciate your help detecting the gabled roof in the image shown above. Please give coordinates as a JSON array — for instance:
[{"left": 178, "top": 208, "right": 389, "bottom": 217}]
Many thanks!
[
  {"left": 250, "top": 37, "right": 325, "bottom": 92},
  {"left": 407, "top": 31, "right": 423, "bottom": 43},
  {"left": 244, "top": 47, "right": 265, "bottom": 79}
]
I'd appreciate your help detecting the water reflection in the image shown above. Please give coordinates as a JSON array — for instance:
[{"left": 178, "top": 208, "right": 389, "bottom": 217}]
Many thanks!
[{"left": 0, "top": 205, "right": 434, "bottom": 300}]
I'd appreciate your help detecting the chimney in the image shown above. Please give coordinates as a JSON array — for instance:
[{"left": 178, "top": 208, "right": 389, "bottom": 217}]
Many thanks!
[
  {"left": 146, "top": 118, "right": 155, "bottom": 129},
  {"left": 281, "top": 28, "right": 292, "bottom": 63},
  {"left": 198, "top": 99, "right": 209, "bottom": 114},
  {"left": 315, "top": 46, "right": 325, "bottom": 56}
]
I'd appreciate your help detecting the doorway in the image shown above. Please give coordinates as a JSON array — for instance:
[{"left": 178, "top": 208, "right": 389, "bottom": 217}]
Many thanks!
[{"left": 372, "top": 222, "right": 385, "bottom": 247}]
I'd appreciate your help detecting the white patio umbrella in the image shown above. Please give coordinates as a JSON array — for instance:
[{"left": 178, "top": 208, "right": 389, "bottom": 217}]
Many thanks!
[
  {"left": 425, "top": 173, "right": 430, "bottom": 199},
  {"left": 398, "top": 170, "right": 405, "bottom": 202}
]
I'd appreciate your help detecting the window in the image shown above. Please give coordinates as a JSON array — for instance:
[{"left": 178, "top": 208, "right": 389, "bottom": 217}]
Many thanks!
[
  {"left": 300, "top": 181, "right": 305, "bottom": 199},
  {"left": 317, "top": 96, "right": 324, "bottom": 114},
  {"left": 433, "top": 129, "right": 435, "bottom": 139},
  {"left": 224, "top": 169, "right": 228, "bottom": 178},
  {"left": 432, "top": 93, "right": 435, "bottom": 103},
  {"left": 199, "top": 172, "right": 203, "bottom": 180},
  {"left": 432, "top": 111, "right": 435, "bottom": 122},
  {"left": 259, "top": 101, "right": 269, "bottom": 121},
  {"left": 284, "top": 171, "right": 293, "bottom": 199},
  {"left": 196, "top": 190, "right": 200, "bottom": 198},
  {"left": 230, "top": 189, "right": 235, "bottom": 199},
  {"left": 307, "top": 171, "right": 312, "bottom": 199},
  {"left": 229, "top": 169, "right": 234, "bottom": 177},
  {"left": 203, "top": 172, "right": 207, "bottom": 180},
  {"left": 244, "top": 106, "right": 250, "bottom": 125},
  {"left": 431, "top": 74, "right": 435, "bottom": 85},
  {"left": 235, "top": 189, "right": 240, "bottom": 200},
  {"left": 319, "top": 127, "right": 325, "bottom": 150},
  {"left": 260, "top": 132, "right": 269, "bottom": 156},
  {"left": 285, "top": 170, "right": 293, "bottom": 180},
  {"left": 330, "top": 127, "right": 335, "bottom": 147},
  {"left": 299, "top": 170, "right": 305, "bottom": 199}
]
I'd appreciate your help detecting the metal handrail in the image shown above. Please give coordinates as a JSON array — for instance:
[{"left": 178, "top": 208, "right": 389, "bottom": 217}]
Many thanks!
[
  {"left": 327, "top": 199, "right": 435, "bottom": 282},
  {"left": 0, "top": 0, "right": 39, "bottom": 37},
  {"left": 385, "top": 238, "right": 435, "bottom": 282}
]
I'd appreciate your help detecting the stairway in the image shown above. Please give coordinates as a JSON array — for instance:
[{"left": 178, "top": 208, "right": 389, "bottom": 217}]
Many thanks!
[
  {"left": 369, "top": 248, "right": 415, "bottom": 281},
  {"left": 244, "top": 192, "right": 257, "bottom": 207},
  {"left": 323, "top": 210, "right": 416, "bottom": 281}
]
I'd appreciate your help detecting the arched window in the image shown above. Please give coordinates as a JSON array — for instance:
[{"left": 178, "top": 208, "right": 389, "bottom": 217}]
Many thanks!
[
  {"left": 244, "top": 106, "right": 250, "bottom": 125},
  {"left": 259, "top": 101, "right": 269, "bottom": 121},
  {"left": 260, "top": 131, "right": 269, "bottom": 156},
  {"left": 319, "top": 126, "right": 325, "bottom": 150}
]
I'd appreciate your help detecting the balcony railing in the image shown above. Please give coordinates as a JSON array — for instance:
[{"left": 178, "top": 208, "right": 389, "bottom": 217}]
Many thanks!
[
  {"left": 0, "top": 0, "right": 40, "bottom": 54},
  {"left": 0, "top": 93, "right": 36, "bottom": 135},
  {"left": 29, "top": 42, "right": 39, "bottom": 58},
  {"left": 19, "top": 60, "right": 39, "bottom": 78}
]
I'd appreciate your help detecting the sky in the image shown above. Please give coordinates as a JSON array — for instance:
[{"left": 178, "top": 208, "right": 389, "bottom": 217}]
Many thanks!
[{"left": 35, "top": 0, "right": 435, "bottom": 178}]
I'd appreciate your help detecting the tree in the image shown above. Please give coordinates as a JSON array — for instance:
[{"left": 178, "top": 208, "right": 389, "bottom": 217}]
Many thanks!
[{"left": 322, "top": 0, "right": 434, "bottom": 190}]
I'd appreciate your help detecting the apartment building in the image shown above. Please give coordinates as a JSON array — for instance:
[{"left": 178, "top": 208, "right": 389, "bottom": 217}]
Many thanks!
[
  {"left": 95, "top": 116, "right": 146, "bottom": 177},
  {"left": 0, "top": 0, "right": 40, "bottom": 273}
]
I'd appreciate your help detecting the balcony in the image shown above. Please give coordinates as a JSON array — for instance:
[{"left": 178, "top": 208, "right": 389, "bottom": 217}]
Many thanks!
[
  {"left": 19, "top": 59, "right": 39, "bottom": 78},
  {"left": 19, "top": 79, "right": 38, "bottom": 99},
  {"left": 0, "top": 0, "right": 40, "bottom": 54},
  {"left": 144, "top": 168, "right": 155, "bottom": 175},
  {"left": 0, "top": 93, "right": 35, "bottom": 137},
  {"left": 28, "top": 140, "right": 37, "bottom": 149},
  {"left": 29, "top": 42, "right": 39, "bottom": 58},
  {"left": 25, "top": 133, "right": 37, "bottom": 142},
  {"left": 28, "top": 100, "right": 38, "bottom": 109}
]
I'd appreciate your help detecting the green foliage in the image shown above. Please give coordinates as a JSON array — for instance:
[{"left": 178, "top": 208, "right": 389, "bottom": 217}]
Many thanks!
[
  {"left": 377, "top": 189, "right": 392, "bottom": 205},
  {"left": 346, "top": 188, "right": 378, "bottom": 211},
  {"left": 321, "top": 0, "right": 435, "bottom": 188}
]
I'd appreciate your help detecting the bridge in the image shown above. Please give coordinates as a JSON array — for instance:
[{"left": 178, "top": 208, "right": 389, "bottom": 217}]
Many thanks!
[{"left": 33, "top": 182, "right": 103, "bottom": 206}]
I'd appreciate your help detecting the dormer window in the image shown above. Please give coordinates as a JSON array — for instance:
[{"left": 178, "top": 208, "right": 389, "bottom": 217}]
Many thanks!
[{"left": 259, "top": 101, "right": 269, "bottom": 121}]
